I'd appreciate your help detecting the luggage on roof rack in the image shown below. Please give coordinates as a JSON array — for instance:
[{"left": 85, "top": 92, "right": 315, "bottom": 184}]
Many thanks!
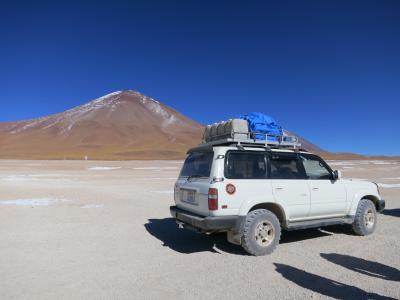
[
  {"left": 239, "top": 112, "right": 283, "bottom": 141},
  {"left": 202, "top": 118, "right": 300, "bottom": 149},
  {"left": 204, "top": 119, "right": 249, "bottom": 142}
]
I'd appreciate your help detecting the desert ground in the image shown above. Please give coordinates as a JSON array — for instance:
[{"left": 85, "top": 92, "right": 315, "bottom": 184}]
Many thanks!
[{"left": 0, "top": 159, "right": 399, "bottom": 300}]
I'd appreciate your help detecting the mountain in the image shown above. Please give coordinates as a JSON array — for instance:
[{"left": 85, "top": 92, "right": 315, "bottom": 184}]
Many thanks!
[
  {"left": 284, "top": 130, "right": 323, "bottom": 153},
  {"left": 0, "top": 90, "right": 328, "bottom": 160},
  {"left": 0, "top": 91, "right": 203, "bottom": 160}
]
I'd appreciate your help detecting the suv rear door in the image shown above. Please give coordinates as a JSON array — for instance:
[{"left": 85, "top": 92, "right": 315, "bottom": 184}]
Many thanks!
[
  {"left": 299, "top": 153, "right": 347, "bottom": 218},
  {"left": 175, "top": 151, "right": 214, "bottom": 216},
  {"left": 268, "top": 152, "right": 310, "bottom": 220}
]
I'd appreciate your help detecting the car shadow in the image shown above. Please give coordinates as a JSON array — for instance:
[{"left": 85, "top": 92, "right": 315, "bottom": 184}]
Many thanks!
[
  {"left": 144, "top": 218, "right": 247, "bottom": 255},
  {"left": 145, "top": 218, "right": 338, "bottom": 255},
  {"left": 274, "top": 263, "right": 396, "bottom": 300},
  {"left": 321, "top": 253, "right": 400, "bottom": 282},
  {"left": 321, "top": 224, "right": 356, "bottom": 236},
  {"left": 382, "top": 208, "right": 400, "bottom": 217},
  {"left": 280, "top": 228, "right": 332, "bottom": 244}
]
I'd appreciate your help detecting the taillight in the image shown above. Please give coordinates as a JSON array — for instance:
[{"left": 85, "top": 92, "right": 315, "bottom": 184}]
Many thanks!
[{"left": 208, "top": 188, "right": 218, "bottom": 210}]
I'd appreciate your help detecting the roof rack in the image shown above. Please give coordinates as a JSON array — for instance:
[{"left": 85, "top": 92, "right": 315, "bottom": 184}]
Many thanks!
[{"left": 200, "top": 132, "right": 301, "bottom": 149}]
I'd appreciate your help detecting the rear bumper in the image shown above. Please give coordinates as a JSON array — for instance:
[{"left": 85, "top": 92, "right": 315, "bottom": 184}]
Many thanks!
[
  {"left": 170, "top": 206, "right": 240, "bottom": 232},
  {"left": 377, "top": 199, "right": 385, "bottom": 213}
]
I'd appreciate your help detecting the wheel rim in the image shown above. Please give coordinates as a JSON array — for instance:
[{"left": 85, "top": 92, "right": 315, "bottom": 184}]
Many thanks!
[
  {"left": 364, "top": 208, "right": 375, "bottom": 229},
  {"left": 254, "top": 220, "right": 275, "bottom": 247}
]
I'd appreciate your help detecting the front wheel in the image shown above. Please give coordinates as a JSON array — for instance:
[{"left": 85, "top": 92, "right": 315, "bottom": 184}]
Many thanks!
[
  {"left": 241, "top": 209, "right": 281, "bottom": 256},
  {"left": 352, "top": 199, "right": 377, "bottom": 236}
]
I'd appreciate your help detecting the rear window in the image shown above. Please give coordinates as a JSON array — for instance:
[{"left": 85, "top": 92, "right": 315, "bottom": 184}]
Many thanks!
[
  {"left": 225, "top": 151, "right": 267, "bottom": 179},
  {"left": 180, "top": 151, "right": 214, "bottom": 178},
  {"left": 268, "top": 152, "right": 305, "bottom": 179}
]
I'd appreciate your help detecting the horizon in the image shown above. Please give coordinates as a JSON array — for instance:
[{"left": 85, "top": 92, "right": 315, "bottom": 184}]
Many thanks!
[{"left": 1, "top": 1, "right": 399, "bottom": 156}]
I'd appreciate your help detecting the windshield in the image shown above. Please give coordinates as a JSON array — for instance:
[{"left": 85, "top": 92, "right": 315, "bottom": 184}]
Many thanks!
[{"left": 180, "top": 151, "right": 214, "bottom": 178}]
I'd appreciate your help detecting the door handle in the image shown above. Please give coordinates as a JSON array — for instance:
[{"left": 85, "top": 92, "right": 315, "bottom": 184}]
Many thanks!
[
  {"left": 312, "top": 187, "right": 319, "bottom": 191},
  {"left": 275, "top": 187, "right": 283, "bottom": 190}
]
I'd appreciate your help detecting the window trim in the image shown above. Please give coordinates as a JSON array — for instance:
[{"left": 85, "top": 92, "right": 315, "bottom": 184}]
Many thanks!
[
  {"left": 224, "top": 150, "right": 268, "bottom": 180},
  {"left": 266, "top": 151, "right": 307, "bottom": 180},
  {"left": 299, "top": 153, "right": 334, "bottom": 180}
]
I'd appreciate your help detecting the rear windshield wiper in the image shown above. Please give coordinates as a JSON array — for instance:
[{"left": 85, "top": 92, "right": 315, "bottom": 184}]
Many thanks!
[{"left": 187, "top": 174, "right": 203, "bottom": 181}]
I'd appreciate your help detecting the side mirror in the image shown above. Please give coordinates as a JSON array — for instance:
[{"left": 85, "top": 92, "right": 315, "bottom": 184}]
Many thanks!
[{"left": 333, "top": 170, "right": 341, "bottom": 180}]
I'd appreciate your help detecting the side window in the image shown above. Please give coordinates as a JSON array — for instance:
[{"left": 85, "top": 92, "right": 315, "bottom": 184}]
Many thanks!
[
  {"left": 300, "top": 154, "right": 332, "bottom": 180},
  {"left": 225, "top": 152, "right": 267, "bottom": 179},
  {"left": 268, "top": 152, "right": 305, "bottom": 179}
]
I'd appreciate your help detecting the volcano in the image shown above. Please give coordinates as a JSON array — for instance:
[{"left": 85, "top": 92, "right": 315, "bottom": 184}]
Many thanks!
[{"left": 0, "top": 91, "right": 203, "bottom": 159}]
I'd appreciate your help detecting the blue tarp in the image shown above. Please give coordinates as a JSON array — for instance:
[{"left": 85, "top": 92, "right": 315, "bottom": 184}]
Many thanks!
[{"left": 239, "top": 112, "right": 283, "bottom": 140}]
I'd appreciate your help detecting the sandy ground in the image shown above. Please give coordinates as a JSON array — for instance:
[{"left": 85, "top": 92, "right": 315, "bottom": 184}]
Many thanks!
[{"left": 0, "top": 159, "right": 399, "bottom": 300}]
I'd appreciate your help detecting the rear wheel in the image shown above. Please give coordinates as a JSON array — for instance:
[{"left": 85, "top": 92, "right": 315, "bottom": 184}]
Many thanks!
[
  {"left": 241, "top": 209, "right": 281, "bottom": 256},
  {"left": 352, "top": 199, "right": 377, "bottom": 235}
]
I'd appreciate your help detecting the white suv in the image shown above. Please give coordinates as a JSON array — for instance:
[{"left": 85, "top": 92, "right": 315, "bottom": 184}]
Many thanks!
[{"left": 170, "top": 143, "right": 385, "bottom": 256}]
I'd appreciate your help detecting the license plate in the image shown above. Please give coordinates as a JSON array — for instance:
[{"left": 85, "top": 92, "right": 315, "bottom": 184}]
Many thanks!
[{"left": 181, "top": 189, "right": 197, "bottom": 204}]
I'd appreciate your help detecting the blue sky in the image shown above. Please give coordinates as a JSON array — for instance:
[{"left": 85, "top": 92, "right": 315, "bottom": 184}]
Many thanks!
[{"left": 1, "top": 1, "right": 399, "bottom": 155}]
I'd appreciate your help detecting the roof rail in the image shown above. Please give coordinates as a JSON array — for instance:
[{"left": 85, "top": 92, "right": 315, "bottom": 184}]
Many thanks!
[{"left": 200, "top": 132, "right": 301, "bottom": 149}]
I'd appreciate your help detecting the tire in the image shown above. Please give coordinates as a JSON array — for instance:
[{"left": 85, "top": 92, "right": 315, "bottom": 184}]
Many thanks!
[
  {"left": 241, "top": 209, "right": 281, "bottom": 256},
  {"left": 352, "top": 199, "right": 377, "bottom": 236}
]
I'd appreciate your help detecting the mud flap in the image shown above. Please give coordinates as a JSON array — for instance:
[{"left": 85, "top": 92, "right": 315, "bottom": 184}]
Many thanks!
[{"left": 226, "top": 216, "right": 246, "bottom": 245}]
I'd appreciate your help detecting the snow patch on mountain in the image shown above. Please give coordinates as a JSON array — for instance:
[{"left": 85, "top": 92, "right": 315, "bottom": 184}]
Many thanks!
[
  {"left": 9, "top": 117, "right": 47, "bottom": 134},
  {"left": 92, "top": 91, "right": 122, "bottom": 103},
  {"left": 143, "top": 99, "right": 176, "bottom": 127}
]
